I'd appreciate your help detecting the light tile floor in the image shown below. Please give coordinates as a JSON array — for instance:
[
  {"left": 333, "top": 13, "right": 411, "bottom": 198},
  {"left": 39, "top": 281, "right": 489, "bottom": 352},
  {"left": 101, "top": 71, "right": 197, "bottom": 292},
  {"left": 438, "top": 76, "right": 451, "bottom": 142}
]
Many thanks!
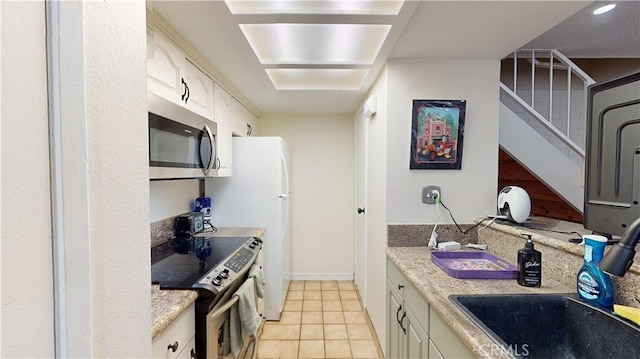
[{"left": 257, "top": 280, "right": 381, "bottom": 359}]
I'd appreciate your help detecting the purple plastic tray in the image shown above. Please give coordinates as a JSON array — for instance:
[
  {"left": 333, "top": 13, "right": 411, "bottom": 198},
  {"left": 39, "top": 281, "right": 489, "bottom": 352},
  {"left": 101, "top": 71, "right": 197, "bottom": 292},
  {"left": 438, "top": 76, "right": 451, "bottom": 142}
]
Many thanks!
[{"left": 431, "top": 251, "right": 517, "bottom": 279}]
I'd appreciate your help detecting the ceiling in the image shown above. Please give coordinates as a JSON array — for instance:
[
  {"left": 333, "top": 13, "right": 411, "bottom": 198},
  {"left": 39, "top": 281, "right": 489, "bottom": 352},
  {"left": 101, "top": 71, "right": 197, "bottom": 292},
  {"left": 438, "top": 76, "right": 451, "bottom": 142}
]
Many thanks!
[
  {"left": 149, "top": 1, "right": 638, "bottom": 116},
  {"left": 524, "top": 0, "right": 640, "bottom": 58}
]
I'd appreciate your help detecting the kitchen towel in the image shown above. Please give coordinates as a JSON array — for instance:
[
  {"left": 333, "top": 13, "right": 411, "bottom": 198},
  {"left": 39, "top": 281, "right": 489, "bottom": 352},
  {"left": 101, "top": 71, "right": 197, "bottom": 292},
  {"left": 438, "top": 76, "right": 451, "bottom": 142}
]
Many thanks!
[
  {"left": 249, "top": 263, "right": 267, "bottom": 298},
  {"left": 227, "top": 277, "right": 261, "bottom": 357}
]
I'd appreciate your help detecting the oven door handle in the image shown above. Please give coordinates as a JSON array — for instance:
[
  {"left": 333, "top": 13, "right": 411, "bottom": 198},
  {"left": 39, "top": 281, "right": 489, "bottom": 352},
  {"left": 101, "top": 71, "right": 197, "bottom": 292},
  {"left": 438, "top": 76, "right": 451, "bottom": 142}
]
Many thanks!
[{"left": 208, "top": 295, "right": 239, "bottom": 321}]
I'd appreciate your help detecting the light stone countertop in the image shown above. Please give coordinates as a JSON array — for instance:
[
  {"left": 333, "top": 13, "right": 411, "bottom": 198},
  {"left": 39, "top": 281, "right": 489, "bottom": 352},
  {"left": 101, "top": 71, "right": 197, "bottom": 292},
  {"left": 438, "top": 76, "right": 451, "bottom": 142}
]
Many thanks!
[
  {"left": 386, "top": 247, "right": 574, "bottom": 359},
  {"left": 151, "top": 227, "right": 266, "bottom": 339},
  {"left": 151, "top": 286, "right": 198, "bottom": 338}
]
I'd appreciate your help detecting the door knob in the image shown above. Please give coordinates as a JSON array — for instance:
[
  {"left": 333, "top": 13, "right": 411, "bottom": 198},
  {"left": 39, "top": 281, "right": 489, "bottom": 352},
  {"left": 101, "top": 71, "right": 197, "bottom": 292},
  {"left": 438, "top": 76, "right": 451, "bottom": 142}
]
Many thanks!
[{"left": 357, "top": 207, "right": 365, "bottom": 214}]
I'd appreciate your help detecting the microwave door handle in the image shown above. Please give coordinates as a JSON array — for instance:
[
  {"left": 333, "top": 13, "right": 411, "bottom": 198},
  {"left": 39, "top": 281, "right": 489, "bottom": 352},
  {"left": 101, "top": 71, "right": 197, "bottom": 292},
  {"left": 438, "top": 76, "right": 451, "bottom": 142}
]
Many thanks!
[{"left": 201, "top": 124, "right": 215, "bottom": 176}]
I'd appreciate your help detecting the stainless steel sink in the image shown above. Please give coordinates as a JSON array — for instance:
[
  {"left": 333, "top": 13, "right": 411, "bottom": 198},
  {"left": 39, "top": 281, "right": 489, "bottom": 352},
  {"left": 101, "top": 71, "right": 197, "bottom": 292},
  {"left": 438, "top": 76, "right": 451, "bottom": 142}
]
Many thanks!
[{"left": 450, "top": 293, "right": 640, "bottom": 358}]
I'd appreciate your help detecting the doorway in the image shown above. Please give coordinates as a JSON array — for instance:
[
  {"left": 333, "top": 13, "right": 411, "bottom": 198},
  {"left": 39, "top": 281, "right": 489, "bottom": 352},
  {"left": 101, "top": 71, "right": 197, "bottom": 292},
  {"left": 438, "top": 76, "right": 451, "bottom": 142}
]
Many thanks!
[{"left": 354, "top": 108, "right": 368, "bottom": 305}]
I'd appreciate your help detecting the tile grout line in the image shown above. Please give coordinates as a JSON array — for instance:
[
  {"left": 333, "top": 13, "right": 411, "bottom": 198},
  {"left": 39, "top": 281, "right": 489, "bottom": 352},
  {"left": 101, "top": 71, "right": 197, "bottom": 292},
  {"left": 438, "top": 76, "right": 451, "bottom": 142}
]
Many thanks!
[{"left": 264, "top": 281, "right": 372, "bottom": 359}]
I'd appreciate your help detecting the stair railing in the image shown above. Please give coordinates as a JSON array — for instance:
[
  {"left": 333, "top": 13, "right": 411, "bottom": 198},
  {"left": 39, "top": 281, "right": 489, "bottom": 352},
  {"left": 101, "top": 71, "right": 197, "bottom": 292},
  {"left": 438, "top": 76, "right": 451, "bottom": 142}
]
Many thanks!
[{"left": 500, "top": 49, "right": 595, "bottom": 159}]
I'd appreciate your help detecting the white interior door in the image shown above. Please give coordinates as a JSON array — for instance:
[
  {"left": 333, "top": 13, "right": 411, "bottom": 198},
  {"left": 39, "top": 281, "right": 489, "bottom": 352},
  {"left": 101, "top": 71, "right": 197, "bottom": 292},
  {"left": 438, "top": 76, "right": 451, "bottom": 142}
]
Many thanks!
[{"left": 354, "top": 109, "right": 368, "bottom": 304}]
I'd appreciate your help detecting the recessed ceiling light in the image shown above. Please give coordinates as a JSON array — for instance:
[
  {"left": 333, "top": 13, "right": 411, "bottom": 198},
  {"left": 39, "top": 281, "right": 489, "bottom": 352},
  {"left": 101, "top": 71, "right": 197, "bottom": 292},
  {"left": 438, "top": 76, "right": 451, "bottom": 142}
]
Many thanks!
[
  {"left": 265, "top": 68, "right": 369, "bottom": 90},
  {"left": 225, "top": 0, "right": 404, "bottom": 15},
  {"left": 239, "top": 23, "right": 391, "bottom": 65},
  {"left": 593, "top": 4, "right": 616, "bottom": 15}
]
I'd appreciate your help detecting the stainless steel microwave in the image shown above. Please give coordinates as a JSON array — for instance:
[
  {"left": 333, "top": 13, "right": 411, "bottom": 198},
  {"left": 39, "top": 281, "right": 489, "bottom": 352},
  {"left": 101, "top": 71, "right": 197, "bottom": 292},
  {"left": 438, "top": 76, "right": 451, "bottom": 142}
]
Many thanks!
[{"left": 148, "top": 93, "right": 218, "bottom": 180}]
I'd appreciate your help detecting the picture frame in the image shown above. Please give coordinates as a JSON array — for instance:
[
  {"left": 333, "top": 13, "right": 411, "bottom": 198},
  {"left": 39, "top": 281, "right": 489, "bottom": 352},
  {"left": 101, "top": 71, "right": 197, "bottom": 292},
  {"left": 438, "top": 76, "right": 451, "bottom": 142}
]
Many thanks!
[{"left": 410, "top": 99, "right": 466, "bottom": 170}]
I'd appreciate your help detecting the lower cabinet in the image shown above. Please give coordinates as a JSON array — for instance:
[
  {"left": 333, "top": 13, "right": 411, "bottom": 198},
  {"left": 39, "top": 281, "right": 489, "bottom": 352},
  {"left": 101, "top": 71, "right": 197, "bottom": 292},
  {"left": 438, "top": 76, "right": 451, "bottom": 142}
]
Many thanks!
[
  {"left": 429, "top": 306, "right": 475, "bottom": 359},
  {"left": 387, "top": 259, "right": 429, "bottom": 359},
  {"left": 386, "top": 258, "right": 474, "bottom": 359},
  {"left": 387, "top": 279, "right": 404, "bottom": 358},
  {"left": 429, "top": 339, "right": 444, "bottom": 359},
  {"left": 405, "top": 306, "right": 430, "bottom": 358},
  {"left": 152, "top": 303, "right": 196, "bottom": 359}
]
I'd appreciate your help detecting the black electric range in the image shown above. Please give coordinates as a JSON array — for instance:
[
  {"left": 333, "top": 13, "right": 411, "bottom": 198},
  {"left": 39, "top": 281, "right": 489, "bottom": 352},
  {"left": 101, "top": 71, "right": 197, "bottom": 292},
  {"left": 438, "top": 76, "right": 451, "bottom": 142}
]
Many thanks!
[
  {"left": 152, "top": 234, "right": 263, "bottom": 359},
  {"left": 151, "top": 235, "right": 262, "bottom": 296}
]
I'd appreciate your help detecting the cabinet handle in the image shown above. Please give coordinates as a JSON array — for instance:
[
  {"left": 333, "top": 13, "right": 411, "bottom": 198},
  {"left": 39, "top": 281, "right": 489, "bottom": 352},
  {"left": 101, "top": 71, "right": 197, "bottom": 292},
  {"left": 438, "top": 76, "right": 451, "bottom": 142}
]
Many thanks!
[
  {"left": 168, "top": 341, "right": 179, "bottom": 353},
  {"left": 396, "top": 305, "right": 403, "bottom": 324},
  {"left": 399, "top": 310, "right": 407, "bottom": 334},
  {"left": 190, "top": 348, "right": 196, "bottom": 358},
  {"left": 246, "top": 123, "right": 252, "bottom": 136},
  {"left": 184, "top": 82, "right": 190, "bottom": 103},
  {"left": 398, "top": 284, "right": 404, "bottom": 291},
  {"left": 181, "top": 78, "right": 187, "bottom": 101}
]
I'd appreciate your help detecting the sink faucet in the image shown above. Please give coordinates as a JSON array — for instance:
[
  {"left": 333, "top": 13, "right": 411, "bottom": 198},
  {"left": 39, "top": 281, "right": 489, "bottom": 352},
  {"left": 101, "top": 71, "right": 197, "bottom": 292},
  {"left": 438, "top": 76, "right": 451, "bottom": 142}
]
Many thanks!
[{"left": 599, "top": 217, "right": 640, "bottom": 277}]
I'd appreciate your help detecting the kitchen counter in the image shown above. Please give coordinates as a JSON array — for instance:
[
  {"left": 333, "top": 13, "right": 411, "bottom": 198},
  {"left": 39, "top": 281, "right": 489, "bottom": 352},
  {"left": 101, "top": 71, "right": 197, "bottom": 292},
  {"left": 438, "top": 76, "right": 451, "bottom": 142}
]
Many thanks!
[
  {"left": 151, "top": 227, "right": 266, "bottom": 338},
  {"left": 386, "top": 247, "right": 574, "bottom": 359},
  {"left": 151, "top": 286, "right": 198, "bottom": 338}
]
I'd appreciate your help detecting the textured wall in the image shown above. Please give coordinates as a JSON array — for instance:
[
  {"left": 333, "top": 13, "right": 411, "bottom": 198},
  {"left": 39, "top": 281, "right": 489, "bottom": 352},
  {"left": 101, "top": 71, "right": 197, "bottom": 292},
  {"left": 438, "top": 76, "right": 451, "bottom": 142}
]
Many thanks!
[
  {"left": 150, "top": 180, "right": 201, "bottom": 222},
  {"left": 82, "top": 2, "right": 150, "bottom": 357},
  {"left": 1, "top": 1, "right": 151, "bottom": 357},
  {"left": 386, "top": 58, "right": 500, "bottom": 225},
  {"left": 1, "top": 2, "right": 55, "bottom": 357},
  {"left": 365, "top": 58, "right": 502, "bottom": 351}
]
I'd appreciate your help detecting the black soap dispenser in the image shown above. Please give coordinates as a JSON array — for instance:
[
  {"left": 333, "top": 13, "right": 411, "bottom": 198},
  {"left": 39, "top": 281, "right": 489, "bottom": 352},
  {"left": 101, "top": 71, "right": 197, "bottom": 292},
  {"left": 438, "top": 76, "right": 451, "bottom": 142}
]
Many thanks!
[{"left": 517, "top": 233, "right": 542, "bottom": 287}]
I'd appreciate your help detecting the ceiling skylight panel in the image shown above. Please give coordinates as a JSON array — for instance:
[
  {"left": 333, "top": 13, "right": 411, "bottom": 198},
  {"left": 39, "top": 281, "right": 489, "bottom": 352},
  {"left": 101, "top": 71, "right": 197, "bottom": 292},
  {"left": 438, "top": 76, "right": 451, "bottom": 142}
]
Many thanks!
[
  {"left": 265, "top": 68, "right": 369, "bottom": 90},
  {"left": 239, "top": 23, "right": 391, "bottom": 65},
  {"left": 226, "top": 0, "right": 404, "bottom": 15}
]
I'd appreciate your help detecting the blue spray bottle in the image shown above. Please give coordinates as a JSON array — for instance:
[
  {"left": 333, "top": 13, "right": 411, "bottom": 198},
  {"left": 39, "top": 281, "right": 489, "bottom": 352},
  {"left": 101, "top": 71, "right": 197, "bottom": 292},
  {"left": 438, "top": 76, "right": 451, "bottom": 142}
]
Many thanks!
[{"left": 576, "top": 235, "right": 615, "bottom": 309}]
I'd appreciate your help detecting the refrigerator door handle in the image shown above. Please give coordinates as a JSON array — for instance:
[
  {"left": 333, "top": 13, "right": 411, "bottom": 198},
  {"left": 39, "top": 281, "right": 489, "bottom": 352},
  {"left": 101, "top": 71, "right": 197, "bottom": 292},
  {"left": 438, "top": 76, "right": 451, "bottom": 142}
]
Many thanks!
[{"left": 280, "top": 152, "right": 290, "bottom": 243}]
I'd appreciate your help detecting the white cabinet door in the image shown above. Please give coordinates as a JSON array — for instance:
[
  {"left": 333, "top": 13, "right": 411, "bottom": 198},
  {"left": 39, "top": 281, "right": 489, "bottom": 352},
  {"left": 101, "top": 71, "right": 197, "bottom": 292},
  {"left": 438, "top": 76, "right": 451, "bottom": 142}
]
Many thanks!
[
  {"left": 386, "top": 259, "right": 431, "bottom": 359},
  {"left": 245, "top": 109, "right": 260, "bottom": 136},
  {"left": 175, "top": 336, "right": 195, "bottom": 359},
  {"left": 405, "top": 306, "right": 429, "bottom": 359},
  {"left": 184, "top": 59, "right": 214, "bottom": 120},
  {"left": 214, "top": 83, "right": 232, "bottom": 177},
  {"left": 148, "top": 29, "right": 215, "bottom": 121},
  {"left": 231, "top": 98, "right": 260, "bottom": 137},
  {"left": 387, "top": 279, "right": 404, "bottom": 359},
  {"left": 147, "top": 29, "right": 185, "bottom": 107},
  {"left": 429, "top": 307, "right": 475, "bottom": 359},
  {"left": 152, "top": 304, "right": 195, "bottom": 359}
]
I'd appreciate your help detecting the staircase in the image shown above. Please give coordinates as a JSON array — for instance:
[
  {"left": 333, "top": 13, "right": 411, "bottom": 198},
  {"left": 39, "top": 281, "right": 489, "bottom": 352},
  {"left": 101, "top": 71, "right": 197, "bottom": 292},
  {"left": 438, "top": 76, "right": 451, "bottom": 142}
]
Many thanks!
[{"left": 499, "top": 49, "right": 595, "bottom": 212}]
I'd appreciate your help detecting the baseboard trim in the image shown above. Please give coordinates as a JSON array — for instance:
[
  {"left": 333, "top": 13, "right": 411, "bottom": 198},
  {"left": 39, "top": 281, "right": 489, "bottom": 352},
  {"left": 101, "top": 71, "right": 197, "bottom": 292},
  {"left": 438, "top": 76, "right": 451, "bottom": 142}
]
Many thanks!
[
  {"left": 354, "top": 283, "right": 384, "bottom": 359},
  {"left": 289, "top": 272, "right": 354, "bottom": 281},
  {"left": 364, "top": 307, "right": 384, "bottom": 359}
]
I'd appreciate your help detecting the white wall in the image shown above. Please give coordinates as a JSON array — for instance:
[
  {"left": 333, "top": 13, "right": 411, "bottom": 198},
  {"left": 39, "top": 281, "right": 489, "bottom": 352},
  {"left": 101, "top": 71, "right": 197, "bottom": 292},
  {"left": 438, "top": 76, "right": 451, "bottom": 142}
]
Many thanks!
[
  {"left": 386, "top": 58, "right": 500, "bottom": 225},
  {"left": 1, "top": 2, "right": 55, "bottom": 357},
  {"left": 362, "top": 67, "right": 390, "bottom": 346},
  {"left": 364, "top": 59, "right": 501, "bottom": 351},
  {"left": 150, "top": 180, "right": 200, "bottom": 221},
  {"left": 1, "top": 2, "right": 151, "bottom": 357},
  {"left": 260, "top": 114, "right": 356, "bottom": 279},
  {"left": 83, "top": 3, "right": 150, "bottom": 356}
]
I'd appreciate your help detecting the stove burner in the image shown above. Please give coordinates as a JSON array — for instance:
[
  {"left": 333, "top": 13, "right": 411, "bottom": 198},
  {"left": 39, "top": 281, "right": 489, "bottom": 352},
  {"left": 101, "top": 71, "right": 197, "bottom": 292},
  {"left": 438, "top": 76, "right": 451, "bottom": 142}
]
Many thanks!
[
  {"left": 151, "top": 236, "right": 256, "bottom": 292},
  {"left": 152, "top": 259, "right": 207, "bottom": 284}
]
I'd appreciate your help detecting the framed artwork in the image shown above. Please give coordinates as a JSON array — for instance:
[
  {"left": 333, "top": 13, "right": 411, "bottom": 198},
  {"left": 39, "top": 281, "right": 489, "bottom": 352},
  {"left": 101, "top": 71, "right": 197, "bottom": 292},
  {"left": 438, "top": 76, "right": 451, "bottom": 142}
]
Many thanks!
[{"left": 410, "top": 99, "right": 466, "bottom": 170}]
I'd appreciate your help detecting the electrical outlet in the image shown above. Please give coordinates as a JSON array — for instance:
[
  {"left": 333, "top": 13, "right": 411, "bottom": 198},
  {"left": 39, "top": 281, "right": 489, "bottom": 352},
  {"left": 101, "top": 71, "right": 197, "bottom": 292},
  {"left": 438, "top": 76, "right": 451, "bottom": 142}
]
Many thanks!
[{"left": 422, "top": 185, "right": 442, "bottom": 204}]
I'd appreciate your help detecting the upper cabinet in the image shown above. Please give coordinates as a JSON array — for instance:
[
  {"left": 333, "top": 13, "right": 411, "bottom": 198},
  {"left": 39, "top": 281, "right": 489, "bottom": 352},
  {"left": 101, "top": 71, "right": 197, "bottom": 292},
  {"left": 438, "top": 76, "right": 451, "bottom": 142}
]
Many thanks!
[
  {"left": 183, "top": 59, "right": 215, "bottom": 120},
  {"left": 147, "top": 28, "right": 214, "bottom": 121},
  {"left": 146, "top": 14, "right": 262, "bottom": 179},
  {"left": 215, "top": 83, "right": 232, "bottom": 177},
  {"left": 231, "top": 98, "right": 260, "bottom": 137}
]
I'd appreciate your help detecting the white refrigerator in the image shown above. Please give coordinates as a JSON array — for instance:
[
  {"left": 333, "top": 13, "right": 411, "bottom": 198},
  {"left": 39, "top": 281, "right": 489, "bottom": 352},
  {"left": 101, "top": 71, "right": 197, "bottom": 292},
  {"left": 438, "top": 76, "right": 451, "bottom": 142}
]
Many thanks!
[{"left": 205, "top": 136, "right": 291, "bottom": 320}]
